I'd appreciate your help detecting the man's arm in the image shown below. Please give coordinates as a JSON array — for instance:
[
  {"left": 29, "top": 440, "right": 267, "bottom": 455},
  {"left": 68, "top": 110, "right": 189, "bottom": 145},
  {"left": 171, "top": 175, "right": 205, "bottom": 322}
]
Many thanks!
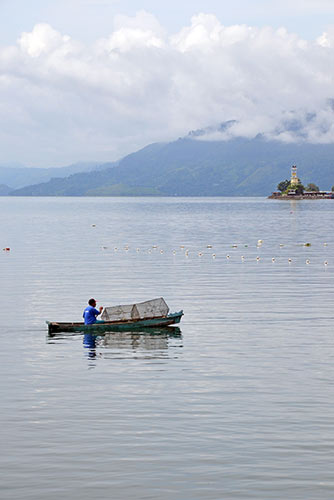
[{"left": 93, "top": 307, "right": 103, "bottom": 316}]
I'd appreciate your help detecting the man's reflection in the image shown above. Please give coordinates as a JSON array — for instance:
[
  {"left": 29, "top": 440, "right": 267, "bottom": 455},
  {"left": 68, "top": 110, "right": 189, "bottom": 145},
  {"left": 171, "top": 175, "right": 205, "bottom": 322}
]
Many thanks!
[{"left": 83, "top": 333, "right": 97, "bottom": 359}]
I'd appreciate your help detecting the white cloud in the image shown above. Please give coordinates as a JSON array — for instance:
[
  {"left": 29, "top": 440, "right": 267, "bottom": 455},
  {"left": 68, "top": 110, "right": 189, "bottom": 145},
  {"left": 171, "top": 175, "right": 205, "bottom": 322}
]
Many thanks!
[
  {"left": 18, "top": 23, "right": 72, "bottom": 57},
  {"left": 99, "top": 11, "right": 166, "bottom": 53},
  {"left": 1, "top": 12, "right": 334, "bottom": 165}
]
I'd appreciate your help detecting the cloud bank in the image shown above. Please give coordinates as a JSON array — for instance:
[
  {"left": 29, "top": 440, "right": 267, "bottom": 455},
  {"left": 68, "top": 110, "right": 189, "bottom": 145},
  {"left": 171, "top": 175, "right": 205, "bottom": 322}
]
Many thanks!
[{"left": 1, "top": 12, "right": 334, "bottom": 165}]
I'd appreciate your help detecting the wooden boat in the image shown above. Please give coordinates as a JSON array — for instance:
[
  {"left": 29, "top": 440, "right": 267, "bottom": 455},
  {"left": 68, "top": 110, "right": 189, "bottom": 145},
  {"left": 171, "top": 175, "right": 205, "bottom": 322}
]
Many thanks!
[{"left": 47, "top": 310, "right": 183, "bottom": 336}]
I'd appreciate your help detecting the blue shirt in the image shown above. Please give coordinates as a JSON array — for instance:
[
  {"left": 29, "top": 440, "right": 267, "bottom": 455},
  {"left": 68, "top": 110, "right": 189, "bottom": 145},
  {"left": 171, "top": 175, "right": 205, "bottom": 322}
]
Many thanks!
[{"left": 83, "top": 305, "right": 100, "bottom": 325}]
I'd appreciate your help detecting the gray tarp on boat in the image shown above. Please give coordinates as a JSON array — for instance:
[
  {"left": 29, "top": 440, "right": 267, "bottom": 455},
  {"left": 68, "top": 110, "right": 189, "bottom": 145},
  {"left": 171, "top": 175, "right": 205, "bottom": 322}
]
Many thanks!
[{"left": 101, "top": 297, "right": 169, "bottom": 322}]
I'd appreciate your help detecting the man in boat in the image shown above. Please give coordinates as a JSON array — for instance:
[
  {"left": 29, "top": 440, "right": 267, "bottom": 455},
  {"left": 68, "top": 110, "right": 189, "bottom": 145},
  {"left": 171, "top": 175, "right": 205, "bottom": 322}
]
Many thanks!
[{"left": 83, "top": 298, "right": 104, "bottom": 325}]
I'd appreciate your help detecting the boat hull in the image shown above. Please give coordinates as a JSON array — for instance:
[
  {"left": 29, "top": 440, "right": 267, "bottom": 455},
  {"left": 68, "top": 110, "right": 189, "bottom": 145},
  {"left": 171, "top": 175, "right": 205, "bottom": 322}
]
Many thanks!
[{"left": 47, "top": 311, "right": 183, "bottom": 335}]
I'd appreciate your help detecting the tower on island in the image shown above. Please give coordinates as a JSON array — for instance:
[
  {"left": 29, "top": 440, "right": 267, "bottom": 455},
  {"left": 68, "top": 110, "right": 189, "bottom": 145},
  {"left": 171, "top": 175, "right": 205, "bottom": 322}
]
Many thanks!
[{"left": 290, "top": 165, "right": 299, "bottom": 187}]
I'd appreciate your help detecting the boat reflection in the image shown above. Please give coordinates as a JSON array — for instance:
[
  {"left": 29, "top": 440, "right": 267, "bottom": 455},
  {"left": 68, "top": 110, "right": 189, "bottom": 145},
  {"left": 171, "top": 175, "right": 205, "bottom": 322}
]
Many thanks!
[
  {"left": 83, "top": 327, "right": 182, "bottom": 361},
  {"left": 48, "top": 326, "right": 183, "bottom": 363},
  {"left": 83, "top": 327, "right": 182, "bottom": 359}
]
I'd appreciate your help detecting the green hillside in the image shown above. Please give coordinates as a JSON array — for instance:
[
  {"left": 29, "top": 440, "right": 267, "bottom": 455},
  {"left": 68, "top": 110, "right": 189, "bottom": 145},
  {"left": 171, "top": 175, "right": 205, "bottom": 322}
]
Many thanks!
[{"left": 9, "top": 137, "right": 334, "bottom": 196}]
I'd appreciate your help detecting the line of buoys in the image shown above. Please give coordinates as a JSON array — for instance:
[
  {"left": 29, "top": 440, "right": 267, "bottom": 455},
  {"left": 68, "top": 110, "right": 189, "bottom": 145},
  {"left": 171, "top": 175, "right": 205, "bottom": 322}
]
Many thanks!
[
  {"left": 100, "top": 239, "right": 330, "bottom": 252},
  {"left": 101, "top": 245, "right": 331, "bottom": 267}
]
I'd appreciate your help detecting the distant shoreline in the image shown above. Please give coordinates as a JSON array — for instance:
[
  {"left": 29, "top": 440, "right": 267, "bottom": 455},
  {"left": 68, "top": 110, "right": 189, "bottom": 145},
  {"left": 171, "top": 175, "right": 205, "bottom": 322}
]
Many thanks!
[{"left": 268, "top": 193, "right": 334, "bottom": 200}]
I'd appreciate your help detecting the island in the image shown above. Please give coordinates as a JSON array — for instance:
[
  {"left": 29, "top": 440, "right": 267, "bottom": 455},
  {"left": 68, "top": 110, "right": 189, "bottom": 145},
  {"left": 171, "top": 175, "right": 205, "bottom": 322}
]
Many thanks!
[{"left": 268, "top": 166, "right": 334, "bottom": 199}]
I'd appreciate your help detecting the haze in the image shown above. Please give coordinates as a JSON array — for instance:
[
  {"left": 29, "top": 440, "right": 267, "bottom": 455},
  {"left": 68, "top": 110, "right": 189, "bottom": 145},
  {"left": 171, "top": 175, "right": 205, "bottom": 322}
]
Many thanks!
[{"left": 1, "top": 0, "right": 334, "bottom": 166}]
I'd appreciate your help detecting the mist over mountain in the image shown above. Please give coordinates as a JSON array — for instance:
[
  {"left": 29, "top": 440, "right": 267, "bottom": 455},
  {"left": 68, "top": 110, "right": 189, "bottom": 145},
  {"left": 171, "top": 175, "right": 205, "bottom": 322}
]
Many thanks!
[
  {"left": 0, "top": 161, "right": 110, "bottom": 190},
  {"left": 8, "top": 133, "right": 334, "bottom": 197}
]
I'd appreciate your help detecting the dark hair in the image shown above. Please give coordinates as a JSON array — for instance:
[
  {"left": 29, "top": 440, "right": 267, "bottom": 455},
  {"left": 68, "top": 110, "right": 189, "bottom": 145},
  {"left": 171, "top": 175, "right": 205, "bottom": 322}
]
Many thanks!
[{"left": 88, "top": 298, "right": 96, "bottom": 306}]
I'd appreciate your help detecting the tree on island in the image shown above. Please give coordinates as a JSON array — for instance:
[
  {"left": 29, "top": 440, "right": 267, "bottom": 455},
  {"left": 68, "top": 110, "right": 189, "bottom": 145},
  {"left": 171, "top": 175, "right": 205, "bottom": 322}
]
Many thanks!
[
  {"left": 277, "top": 179, "right": 290, "bottom": 192},
  {"left": 294, "top": 183, "right": 305, "bottom": 195},
  {"left": 277, "top": 179, "right": 304, "bottom": 194},
  {"left": 306, "top": 183, "right": 319, "bottom": 192}
]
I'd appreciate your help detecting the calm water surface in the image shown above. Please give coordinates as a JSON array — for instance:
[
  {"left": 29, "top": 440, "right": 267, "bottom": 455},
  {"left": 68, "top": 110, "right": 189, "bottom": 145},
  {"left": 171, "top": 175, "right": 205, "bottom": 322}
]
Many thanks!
[{"left": 1, "top": 197, "right": 334, "bottom": 500}]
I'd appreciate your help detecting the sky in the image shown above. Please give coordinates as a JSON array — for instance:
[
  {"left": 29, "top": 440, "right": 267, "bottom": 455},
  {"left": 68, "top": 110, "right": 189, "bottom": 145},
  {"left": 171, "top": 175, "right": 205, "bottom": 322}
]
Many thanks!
[{"left": 1, "top": 0, "right": 334, "bottom": 167}]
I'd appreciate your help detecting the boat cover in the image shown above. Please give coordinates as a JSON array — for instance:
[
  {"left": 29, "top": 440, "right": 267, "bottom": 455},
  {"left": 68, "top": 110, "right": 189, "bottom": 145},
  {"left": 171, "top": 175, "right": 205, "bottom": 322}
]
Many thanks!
[{"left": 101, "top": 297, "right": 169, "bottom": 322}]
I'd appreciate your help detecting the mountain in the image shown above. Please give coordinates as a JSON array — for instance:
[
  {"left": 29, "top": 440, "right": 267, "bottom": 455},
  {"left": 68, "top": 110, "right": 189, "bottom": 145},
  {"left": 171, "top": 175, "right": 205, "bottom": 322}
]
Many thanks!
[
  {"left": 0, "top": 184, "right": 13, "bottom": 195},
  {"left": 8, "top": 136, "right": 334, "bottom": 196},
  {"left": 0, "top": 161, "right": 112, "bottom": 190}
]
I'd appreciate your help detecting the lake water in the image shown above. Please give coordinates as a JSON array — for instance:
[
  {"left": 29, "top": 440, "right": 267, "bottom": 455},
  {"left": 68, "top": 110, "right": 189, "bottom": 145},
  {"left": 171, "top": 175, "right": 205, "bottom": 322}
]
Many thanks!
[{"left": 1, "top": 197, "right": 334, "bottom": 500}]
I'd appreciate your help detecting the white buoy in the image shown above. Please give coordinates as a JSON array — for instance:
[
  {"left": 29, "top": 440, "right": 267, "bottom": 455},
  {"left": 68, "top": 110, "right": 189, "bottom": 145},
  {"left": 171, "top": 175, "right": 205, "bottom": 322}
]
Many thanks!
[
  {"left": 212, "top": 253, "right": 216, "bottom": 258},
  {"left": 198, "top": 252, "right": 203, "bottom": 257},
  {"left": 173, "top": 250, "right": 176, "bottom": 255},
  {"left": 288, "top": 258, "right": 292, "bottom": 263},
  {"left": 256, "top": 256, "right": 260, "bottom": 261},
  {"left": 160, "top": 249, "right": 164, "bottom": 254},
  {"left": 306, "top": 259, "right": 310, "bottom": 264},
  {"left": 114, "top": 247, "right": 118, "bottom": 251},
  {"left": 241, "top": 256, "right": 245, "bottom": 261},
  {"left": 324, "top": 261, "right": 328, "bottom": 266},
  {"left": 226, "top": 254, "right": 230, "bottom": 259},
  {"left": 272, "top": 257, "right": 275, "bottom": 262}
]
